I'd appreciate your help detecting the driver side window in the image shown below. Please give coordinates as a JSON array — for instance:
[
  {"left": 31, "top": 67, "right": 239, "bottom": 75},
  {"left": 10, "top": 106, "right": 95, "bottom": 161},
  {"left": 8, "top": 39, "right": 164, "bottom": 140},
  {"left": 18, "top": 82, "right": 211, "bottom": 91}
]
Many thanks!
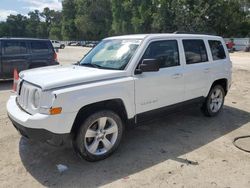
[{"left": 142, "top": 40, "right": 180, "bottom": 68}]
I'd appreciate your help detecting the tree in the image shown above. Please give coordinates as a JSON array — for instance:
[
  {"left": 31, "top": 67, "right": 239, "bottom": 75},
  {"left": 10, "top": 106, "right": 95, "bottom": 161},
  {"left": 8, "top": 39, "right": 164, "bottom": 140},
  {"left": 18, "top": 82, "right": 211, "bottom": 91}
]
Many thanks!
[
  {"left": 151, "top": 0, "right": 249, "bottom": 37},
  {"left": 0, "top": 0, "right": 249, "bottom": 39},
  {"left": 61, "top": 0, "right": 77, "bottom": 40},
  {"left": 111, "top": 0, "right": 133, "bottom": 35},
  {"left": 5, "top": 14, "right": 28, "bottom": 37},
  {"left": 40, "top": 7, "right": 63, "bottom": 39},
  {"left": 49, "top": 11, "right": 63, "bottom": 40},
  {"left": 130, "top": 0, "right": 155, "bottom": 33},
  {"left": 74, "top": 0, "right": 112, "bottom": 40},
  {"left": 25, "top": 10, "right": 41, "bottom": 37},
  {"left": 151, "top": 0, "right": 177, "bottom": 32},
  {"left": 0, "top": 22, "right": 9, "bottom": 37}
]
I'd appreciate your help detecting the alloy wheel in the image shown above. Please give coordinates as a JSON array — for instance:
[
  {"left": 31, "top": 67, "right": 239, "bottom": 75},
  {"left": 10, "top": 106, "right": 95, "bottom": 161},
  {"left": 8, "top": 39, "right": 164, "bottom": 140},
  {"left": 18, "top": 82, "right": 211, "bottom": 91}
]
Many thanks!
[
  {"left": 84, "top": 117, "right": 118, "bottom": 155},
  {"left": 209, "top": 88, "right": 223, "bottom": 113}
]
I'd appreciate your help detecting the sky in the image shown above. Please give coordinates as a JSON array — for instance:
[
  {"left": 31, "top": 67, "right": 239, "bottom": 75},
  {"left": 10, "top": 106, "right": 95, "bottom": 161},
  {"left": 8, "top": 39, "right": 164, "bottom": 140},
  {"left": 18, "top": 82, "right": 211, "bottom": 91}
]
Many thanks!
[{"left": 0, "top": 0, "right": 62, "bottom": 21}]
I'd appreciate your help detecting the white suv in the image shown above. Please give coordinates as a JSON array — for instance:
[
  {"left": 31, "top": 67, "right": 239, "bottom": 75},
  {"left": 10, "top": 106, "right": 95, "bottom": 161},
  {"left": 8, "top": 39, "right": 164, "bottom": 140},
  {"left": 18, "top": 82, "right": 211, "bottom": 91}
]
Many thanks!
[
  {"left": 51, "top": 40, "right": 65, "bottom": 49},
  {"left": 7, "top": 34, "right": 232, "bottom": 161}
]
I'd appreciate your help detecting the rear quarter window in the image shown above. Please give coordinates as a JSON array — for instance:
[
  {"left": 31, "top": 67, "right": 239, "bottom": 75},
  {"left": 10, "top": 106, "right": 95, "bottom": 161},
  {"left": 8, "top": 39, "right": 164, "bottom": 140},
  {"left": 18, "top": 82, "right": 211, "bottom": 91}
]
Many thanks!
[
  {"left": 208, "top": 40, "right": 226, "bottom": 60},
  {"left": 183, "top": 39, "right": 208, "bottom": 64},
  {"left": 31, "top": 41, "right": 49, "bottom": 53}
]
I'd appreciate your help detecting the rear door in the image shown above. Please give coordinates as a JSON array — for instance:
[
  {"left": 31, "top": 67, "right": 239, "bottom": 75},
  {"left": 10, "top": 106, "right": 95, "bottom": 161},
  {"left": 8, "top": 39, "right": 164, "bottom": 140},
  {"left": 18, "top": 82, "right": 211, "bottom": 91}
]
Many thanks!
[
  {"left": 30, "top": 40, "right": 54, "bottom": 68},
  {"left": 207, "top": 39, "right": 229, "bottom": 83},
  {"left": 1, "top": 40, "right": 29, "bottom": 78},
  {"left": 181, "top": 39, "right": 211, "bottom": 100}
]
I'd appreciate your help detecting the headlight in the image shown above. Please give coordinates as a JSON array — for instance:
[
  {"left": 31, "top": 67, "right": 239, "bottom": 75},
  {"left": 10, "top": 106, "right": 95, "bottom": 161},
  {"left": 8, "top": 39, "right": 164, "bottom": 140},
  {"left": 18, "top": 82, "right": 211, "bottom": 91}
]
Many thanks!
[{"left": 33, "top": 89, "right": 41, "bottom": 108}]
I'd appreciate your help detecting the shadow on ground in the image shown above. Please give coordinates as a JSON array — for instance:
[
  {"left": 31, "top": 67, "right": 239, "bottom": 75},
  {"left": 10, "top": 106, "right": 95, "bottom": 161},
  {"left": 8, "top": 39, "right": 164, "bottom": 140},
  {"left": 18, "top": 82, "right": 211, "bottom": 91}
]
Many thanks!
[
  {"left": 0, "top": 80, "right": 12, "bottom": 91},
  {"left": 19, "top": 105, "right": 250, "bottom": 187}
]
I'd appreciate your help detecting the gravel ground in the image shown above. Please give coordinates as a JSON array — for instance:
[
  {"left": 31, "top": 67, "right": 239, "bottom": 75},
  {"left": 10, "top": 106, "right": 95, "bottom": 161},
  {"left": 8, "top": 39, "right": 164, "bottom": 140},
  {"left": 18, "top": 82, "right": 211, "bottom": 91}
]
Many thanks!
[{"left": 0, "top": 47, "right": 250, "bottom": 188}]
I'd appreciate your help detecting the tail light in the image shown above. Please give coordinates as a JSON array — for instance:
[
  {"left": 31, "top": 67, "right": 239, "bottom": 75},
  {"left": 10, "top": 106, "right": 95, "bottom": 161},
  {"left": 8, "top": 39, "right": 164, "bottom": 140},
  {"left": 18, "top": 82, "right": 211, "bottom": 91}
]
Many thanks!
[{"left": 53, "top": 52, "right": 58, "bottom": 62}]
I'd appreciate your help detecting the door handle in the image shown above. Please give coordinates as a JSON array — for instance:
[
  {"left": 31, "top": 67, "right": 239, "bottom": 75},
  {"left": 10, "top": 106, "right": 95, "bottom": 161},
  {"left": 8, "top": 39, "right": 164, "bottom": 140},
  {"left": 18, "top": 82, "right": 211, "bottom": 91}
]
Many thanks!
[
  {"left": 204, "top": 68, "right": 211, "bottom": 73},
  {"left": 172, "top": 73, "right": 183, "bottom": 79}
]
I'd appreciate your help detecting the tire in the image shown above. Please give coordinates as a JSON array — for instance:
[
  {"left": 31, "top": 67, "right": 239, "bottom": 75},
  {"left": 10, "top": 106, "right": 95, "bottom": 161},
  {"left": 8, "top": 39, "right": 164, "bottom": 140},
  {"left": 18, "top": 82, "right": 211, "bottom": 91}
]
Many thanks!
[
  {"left": 202, "top": 85, "right": 225, "bottom": 117},
  {"left": 74, "top": 110, "right": 124, "bottom": 161},
  {"left": 60, "top": 45, "right": 65, "bottom": 49}
]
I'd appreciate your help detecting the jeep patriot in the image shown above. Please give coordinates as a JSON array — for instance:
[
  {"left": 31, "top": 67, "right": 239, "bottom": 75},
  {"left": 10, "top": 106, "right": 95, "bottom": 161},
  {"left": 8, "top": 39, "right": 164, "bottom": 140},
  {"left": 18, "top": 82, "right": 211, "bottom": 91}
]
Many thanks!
[{"left": 7, "top": 34, "right": 232, "bottom": 161}]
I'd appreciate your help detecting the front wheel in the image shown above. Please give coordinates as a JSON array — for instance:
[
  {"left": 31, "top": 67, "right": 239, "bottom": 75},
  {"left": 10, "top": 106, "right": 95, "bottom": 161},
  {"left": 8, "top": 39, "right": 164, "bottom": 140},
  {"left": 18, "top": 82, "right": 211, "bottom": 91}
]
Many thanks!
[
  {"left": 202, "top": 85, "right": 225, "bottom": 117},
  {"left": 74, "top": 110, "right": 123, "bottom": 161}
]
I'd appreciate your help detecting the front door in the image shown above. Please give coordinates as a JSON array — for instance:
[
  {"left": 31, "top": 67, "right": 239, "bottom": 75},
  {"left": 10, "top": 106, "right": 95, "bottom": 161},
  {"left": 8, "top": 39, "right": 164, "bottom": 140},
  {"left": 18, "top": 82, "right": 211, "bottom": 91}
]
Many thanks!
[{"left": 134, "top": 39, "right": 185, "bottom": 115}]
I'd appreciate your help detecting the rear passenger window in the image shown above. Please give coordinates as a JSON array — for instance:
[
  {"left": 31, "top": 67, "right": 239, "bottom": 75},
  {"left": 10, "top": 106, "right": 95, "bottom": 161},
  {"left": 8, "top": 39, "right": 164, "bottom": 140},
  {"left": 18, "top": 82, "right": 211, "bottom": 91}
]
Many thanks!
[
  {"left": 183, "top": 40, "right": 208, "bottom": 64},
  {"left": 142, "top": 40, "right": 179, "bottom": 68},
  {"left": 31, "top": 41, "right": 49, "bottom": 53},
  {"left": 3, "top": 41, "right": 27, "bottom": 55},
  {"left": 20, "top": 42, "right": 27, "bottom": 54},
  {"left": 209, "top": 40, "right": 226, "bottom": 60}
]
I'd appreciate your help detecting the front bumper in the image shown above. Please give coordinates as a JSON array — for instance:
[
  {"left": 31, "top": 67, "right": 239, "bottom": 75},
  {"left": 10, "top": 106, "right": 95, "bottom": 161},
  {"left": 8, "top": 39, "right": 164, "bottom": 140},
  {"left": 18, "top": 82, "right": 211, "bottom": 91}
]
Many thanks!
[
  {"left": 9, "top": 117, "right": 70, "bottom": 145},
  {"left": 7, "top": 95, "right": 76, "bottom": 144}
]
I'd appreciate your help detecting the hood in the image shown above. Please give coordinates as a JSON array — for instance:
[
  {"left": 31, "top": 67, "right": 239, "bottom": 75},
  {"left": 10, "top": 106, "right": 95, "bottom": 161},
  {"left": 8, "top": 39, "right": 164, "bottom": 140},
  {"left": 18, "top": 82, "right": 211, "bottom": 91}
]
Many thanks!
[{"left": 20, "top": 65, "right": 127, "bottom": 90}]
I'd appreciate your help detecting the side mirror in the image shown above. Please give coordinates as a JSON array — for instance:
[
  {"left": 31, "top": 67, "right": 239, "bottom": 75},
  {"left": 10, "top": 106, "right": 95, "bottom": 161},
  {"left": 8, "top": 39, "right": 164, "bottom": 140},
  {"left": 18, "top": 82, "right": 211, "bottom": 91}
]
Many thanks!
[
  {"left": 73, "top": 61, "right": 80, "bottom": 65},
  {"left": 138, "top": 59, "right": 160, "bottom": 73}
]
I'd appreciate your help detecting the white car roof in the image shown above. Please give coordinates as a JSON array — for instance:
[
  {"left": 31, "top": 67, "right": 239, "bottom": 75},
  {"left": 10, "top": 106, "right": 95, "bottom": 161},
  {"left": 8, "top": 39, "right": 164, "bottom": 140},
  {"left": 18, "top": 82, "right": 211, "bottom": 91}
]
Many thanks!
[{"left": 105, "top": 33, "right": 222, "bottom": 40}]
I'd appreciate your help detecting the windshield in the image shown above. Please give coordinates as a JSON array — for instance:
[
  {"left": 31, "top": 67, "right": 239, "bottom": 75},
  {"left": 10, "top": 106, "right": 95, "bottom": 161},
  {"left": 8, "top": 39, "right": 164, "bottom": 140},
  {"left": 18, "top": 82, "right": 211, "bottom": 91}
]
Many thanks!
[{"left": 80, "top": 39, "right": 141, "bottom": 70}]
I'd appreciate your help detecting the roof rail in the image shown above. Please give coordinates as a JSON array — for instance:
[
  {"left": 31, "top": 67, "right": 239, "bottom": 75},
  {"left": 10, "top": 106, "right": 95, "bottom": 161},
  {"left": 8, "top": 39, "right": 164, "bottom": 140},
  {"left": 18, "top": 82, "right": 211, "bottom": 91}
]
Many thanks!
[
  {"left": 173, "top": 31, "right": 216, "bottom": 35},
  {"left": 0, "top": 37, "right": 49, "bottom": 40}
]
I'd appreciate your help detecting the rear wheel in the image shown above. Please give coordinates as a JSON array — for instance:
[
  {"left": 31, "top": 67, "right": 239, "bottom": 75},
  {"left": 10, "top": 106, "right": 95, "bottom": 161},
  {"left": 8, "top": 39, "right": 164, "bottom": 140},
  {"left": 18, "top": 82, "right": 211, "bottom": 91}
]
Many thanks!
[
  {"left": 74, "top": 110, "right": 123, "bottom": 161},
  {"left": 202, "top": 85, "right": 225, "bottom": 117}
]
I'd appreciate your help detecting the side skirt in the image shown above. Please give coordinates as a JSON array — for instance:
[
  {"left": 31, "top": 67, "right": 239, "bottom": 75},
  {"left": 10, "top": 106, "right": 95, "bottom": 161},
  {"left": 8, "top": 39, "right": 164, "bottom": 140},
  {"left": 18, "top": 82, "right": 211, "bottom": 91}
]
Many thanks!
[{"left": 129, "top": 97, "right": 205, "bottom": 125}]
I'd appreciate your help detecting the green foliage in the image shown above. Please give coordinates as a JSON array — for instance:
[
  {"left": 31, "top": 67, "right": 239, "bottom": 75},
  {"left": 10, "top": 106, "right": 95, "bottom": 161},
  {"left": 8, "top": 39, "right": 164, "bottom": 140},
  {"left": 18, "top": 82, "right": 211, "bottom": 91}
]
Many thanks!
[
  {"left": 111, "top": 0, "right": 250, "bottom": 37},
  {"left": 74, "top": 0, "right": 112, "bottom": 40},
  {"left": 61, "top": 0, "right": 77, "bottom": 40},
  {"left": 0, "top": 0, "right": 249, "bottom": 40},
  {"left": 0, "top": 8, "right": 63, "bottom": 40},
  {"left": 5, "top": 14, "right": 28, "bottom": 37}
]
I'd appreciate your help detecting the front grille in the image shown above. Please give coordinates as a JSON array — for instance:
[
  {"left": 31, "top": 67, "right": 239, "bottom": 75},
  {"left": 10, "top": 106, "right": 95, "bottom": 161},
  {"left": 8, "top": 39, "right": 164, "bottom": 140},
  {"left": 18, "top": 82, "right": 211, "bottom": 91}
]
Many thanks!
[
  {"left": 17, "top": 81, "right": 39, "bottom": 114},
  {"left": 16, "top": 97, "right": 31, "bottom": 115},
  {"left": 18, "top": 80, "right": 23, "bottom": 95},
  {"left": 18, "top": 82, "right": 31, "bottom": 110}
]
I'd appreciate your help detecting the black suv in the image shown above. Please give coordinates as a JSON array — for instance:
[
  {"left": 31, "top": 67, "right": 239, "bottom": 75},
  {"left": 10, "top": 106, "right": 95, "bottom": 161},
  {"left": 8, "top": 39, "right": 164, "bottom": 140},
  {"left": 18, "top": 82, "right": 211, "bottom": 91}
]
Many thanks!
[{"left": 0, "top": 38, "right": 59, "bottom": 79}]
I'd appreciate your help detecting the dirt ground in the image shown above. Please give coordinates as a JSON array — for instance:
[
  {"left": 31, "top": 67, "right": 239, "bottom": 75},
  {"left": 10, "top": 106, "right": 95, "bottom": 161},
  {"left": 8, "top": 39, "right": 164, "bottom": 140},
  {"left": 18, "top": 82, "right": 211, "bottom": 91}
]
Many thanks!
[{"left": 0, "top": 47, "right": 250, "bottom": 188}]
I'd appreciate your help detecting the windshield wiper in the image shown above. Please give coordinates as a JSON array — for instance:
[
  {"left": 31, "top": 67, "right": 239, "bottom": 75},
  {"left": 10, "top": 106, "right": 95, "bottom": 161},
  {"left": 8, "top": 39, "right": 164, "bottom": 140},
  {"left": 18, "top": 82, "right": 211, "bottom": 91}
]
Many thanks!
[
  {"left": 81, "top": 63, "right": 118, "bottom": 70},
  {"left": 80, "top": 63, "right": 102, "bottom": 69}
]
